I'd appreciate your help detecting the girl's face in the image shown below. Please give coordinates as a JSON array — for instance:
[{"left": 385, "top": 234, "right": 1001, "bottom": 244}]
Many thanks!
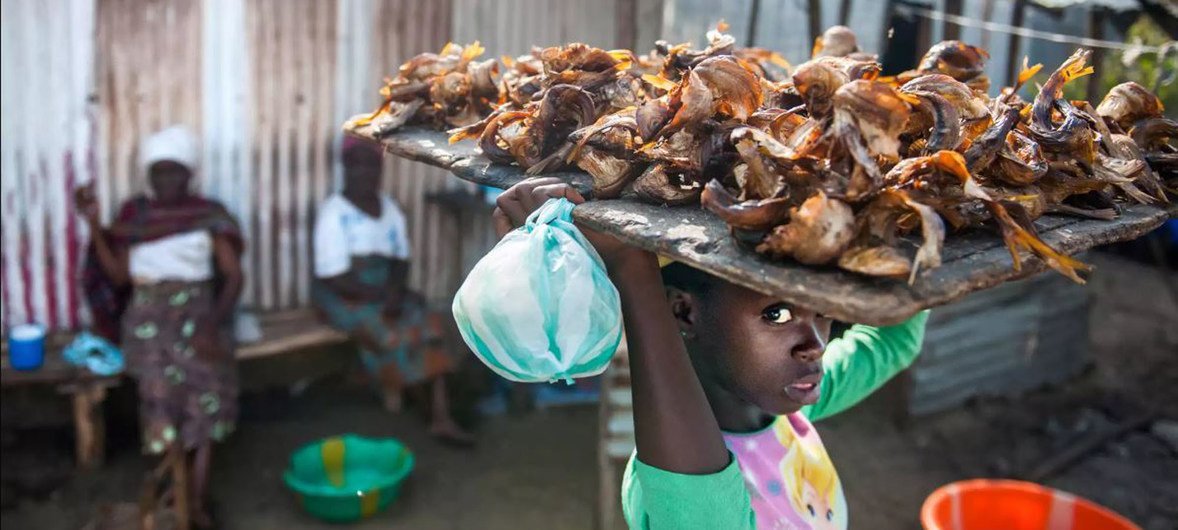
[
  {"left": 148, "top": 161, "right": 193, "bottom": 203},
  {"left": 679, "top": 281, "right": 833, "bottom": 415}
]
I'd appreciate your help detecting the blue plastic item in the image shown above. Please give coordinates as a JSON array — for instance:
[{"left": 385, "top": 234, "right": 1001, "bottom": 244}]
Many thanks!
[
  {"left": 452, "top": 198, "right": 623, "bottom": 383},
  {"left": 480, "top": 185, "right": 503, "bottom": 206},
  {"left": 63, "top": 331, "right": 124, "bottom": 376},
  {"left": 7, "top": 324, "right": 46, "bottom": 371}
]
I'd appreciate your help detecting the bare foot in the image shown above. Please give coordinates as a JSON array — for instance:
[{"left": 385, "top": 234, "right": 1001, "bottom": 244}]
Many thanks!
[
  {"left": 190, "top": 506, "right": 215, "bottom": 529},
  {"left": 429, "top": 421, "right": 475, "bottom": 448},
  {"left": 381, "top": 391, "right": 404, "bottom": 413}
]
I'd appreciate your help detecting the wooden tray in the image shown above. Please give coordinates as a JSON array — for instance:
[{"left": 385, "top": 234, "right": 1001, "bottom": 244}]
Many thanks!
[{"left": 347, "top": 123, "right": 1176, "bottom": 326}]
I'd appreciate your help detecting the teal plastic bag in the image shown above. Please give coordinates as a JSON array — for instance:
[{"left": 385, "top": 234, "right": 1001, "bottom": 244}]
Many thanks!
[
  {"left": 63, "top": 331, "right": 124, "bottom": 376},
  {"left": 453, "top": 198, "right": 623, "bottom": 383}
]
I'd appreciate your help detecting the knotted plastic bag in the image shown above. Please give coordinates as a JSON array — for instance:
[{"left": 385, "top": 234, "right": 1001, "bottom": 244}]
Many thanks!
[{"left": 453, "top": 198, "right": 622, "bottom": 383}]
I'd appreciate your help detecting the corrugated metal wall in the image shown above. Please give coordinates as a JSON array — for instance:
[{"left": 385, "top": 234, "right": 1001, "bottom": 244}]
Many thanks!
[
  {"left": 657, "top": 0, "right": 890, "bottom": 70},
  {"left": 1, "top": 0, "right": 634, "bottom": 329},
  {"left": 1, "top": 0, "right": 1116, "bottom": 330},
  {"left": 89, "top": 0, "right": 458, "bottom": 312},
  {"left": 660, "top": 0, "right": 1105, "bottom": 93},
  {"left": 1, "top": 0, "right": 96, "bottom": 330},
  {"left": 908, "top": 272, "right": 1091, "bottom": 416},
  {"left": 452, "top": 0, "right": 621, "bottom": 56}
]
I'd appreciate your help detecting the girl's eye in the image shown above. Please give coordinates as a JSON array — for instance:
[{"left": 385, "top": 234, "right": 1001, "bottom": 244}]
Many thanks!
[
  {"left": 762, "top": 305, "right": 793, "bottom": 324},
  {"left": 826, "top": 509, "right": 834, "bottom": 521},
  {"left": 806, "top": 504, "right": 815, "bottom": 517}
]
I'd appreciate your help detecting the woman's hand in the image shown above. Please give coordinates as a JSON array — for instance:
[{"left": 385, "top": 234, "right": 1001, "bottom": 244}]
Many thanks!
[
  {"left": 74, "top": 183, "right": 101, "bottom": 226},
  {"left": 492, "top": 177, "right": 651, "bottom": 271},
  {"left": 381, "top": 290, "right": 405, "bottom": 321},
  {"left": 191, "top": 316, "right": 225, "bottom": 360}
]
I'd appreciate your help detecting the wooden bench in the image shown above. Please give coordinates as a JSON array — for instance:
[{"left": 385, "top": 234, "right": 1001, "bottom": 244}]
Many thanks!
[
  {"left": 1, "top": 309, "right": 348, "bottom": 470},
  {"left": 1, "top": 334, "right": 121, "bottom": 470},
  {"left": 236, "top": 309, "right": 349, "bottom": 360}
]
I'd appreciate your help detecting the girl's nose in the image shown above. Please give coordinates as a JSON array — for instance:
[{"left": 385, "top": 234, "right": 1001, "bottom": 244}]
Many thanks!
[{"left": 790, "top": 319, "right": 826, "bottom": 363}]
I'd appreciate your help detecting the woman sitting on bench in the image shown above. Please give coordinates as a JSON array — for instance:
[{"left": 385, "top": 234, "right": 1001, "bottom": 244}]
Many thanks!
[
  {"left": 77, "top": 126, "right": 244, "bottom": 528},
  {"left": 311, "top": 137, "right": 473, "bottom": 446}
]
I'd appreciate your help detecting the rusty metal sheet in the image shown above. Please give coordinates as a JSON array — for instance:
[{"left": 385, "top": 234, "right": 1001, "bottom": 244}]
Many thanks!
[{"left": 346, "top": 123, "right": 1176, "bottom": 326}]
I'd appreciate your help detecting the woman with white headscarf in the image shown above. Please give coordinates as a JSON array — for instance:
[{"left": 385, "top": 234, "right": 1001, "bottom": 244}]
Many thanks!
[{"left": 76, "top": 126, "right": 243, "bottom": 528}]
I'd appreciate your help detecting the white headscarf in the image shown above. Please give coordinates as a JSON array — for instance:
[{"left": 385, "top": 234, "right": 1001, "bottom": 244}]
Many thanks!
[{"left": 140, "top": 126, "right": 198, "bottom": 172}]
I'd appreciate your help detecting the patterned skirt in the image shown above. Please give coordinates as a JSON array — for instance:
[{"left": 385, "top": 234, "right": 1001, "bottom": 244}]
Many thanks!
[
  {"left": 122, "top": 281, "right": 238, "bottom": 454},
  {"left": 312, "top": 256, "right": 454, "bottom": 391}
]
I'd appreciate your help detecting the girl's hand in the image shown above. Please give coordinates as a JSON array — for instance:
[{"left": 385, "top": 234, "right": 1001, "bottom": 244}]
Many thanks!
[{"left": 492, "top": 177, "right": 651, "bottom": 270}]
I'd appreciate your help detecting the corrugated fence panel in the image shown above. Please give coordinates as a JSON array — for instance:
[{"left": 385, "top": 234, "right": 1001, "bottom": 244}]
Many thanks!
[
  {"left": 908, "top": 272, "right": 1091, "bottom": 416},
  {"left": 366, "top": 0, "right": 456, "bottom": 303},
  {"left": 750, "top": 0, "right": 891, "bottom": 67},
  {"left": 201, "top": 0, "right": 254, "bottom": 304},
  {"left": 0, "top": 0, "right": 95, "bottom": 330},
  {"left": 245, "top": 0, "right": 342, "bottom": 310},
  {"left": 96, "top": 0, "right": 203, "bottom": 213},
  {"left": 444, "top": 1, "right": 628, "bottom": 303},
  {"left": 6, "top": 0, "right": 640, "bottom": 328},
  {"left": 452, "top": 0, "right": 620, "bottom": 58},
  {"left": 661, "top": 0, "right": 754, "bottom": 47}
]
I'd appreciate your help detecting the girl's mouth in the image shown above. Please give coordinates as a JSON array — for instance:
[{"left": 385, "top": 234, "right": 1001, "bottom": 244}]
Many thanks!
[{"left": 784, "top": 373, "right": 823, "bottom": 404}]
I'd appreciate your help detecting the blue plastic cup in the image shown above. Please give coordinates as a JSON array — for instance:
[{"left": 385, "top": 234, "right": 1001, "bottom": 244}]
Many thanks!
[{"left": 8, "top": 324, "right": 46, "bottom": 371}]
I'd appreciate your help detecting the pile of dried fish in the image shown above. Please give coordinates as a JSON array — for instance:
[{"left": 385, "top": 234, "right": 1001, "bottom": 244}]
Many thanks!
[
  {"left": 359, "top": 24, "right": 1176, "bottom": 284},
  {"left": 348, "top": 42, "right": 500, "bottom": 134}
]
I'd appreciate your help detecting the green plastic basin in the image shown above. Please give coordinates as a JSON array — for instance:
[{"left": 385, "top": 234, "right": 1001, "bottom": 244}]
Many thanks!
[{"left": 283, "top": 434, "right": 414, "bottom": 523}]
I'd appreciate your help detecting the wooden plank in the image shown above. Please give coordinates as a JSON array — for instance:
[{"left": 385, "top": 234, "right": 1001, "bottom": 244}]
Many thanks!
[
  {"left": 347, "top": 125, "right": 1175, "bottom": 326},
  {"left": 1, "top": 346, "right": 119, "bottom": 387},
  {"left": 236, "top": 326, "right": 348, "bottom": 360}
]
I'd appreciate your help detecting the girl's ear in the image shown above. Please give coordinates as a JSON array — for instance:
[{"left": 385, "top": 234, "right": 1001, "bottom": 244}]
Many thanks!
[{"left": 665, "top": 286, "right": 698, "bottom": 339}]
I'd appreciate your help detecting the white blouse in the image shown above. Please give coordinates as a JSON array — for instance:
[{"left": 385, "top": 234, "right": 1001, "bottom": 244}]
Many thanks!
[
  {"left": 313, "top": 194, "right": 411, "bottom": 278},
  {"left": 129, "top": 230, "right": 215, "bottom": 284}
]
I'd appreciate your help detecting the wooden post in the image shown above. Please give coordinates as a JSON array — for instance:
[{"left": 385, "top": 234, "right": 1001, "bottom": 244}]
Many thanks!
[
  {"left": 878, "top": 0, "right": 897, "bottom": 58},
  {"left": 634, "top": 0, "right": 666, "bottom": 53},
  {"left": 1005, "top": 0, "right": 1027, "bottom": 89},
  {"left": 1086, "top": 7, "right": 1105, "bottom": 101},
  {"left": 944, "top": 0, "right": 962, "bottom": 41},
  {"left": 807, "top": 0, "right": 823, "bottom": 53},
  {"left": 615, "top": 0, "right": 638, "bottom": 51},
  {"left": 746, "top": 0, "right": 761, "bottom": 47},
  {"left": 979, "top": 0, "right": 996, "bottom": 50},
  {"left": 916, "top": 7, "right": 932, "bottom": 64},
  {"left": 838, "top": 0, "right": 852, "bottom": 27}
]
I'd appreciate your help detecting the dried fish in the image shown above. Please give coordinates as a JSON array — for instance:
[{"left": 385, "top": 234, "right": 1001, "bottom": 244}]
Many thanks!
[
  {"left": 1096, "top": 82, "right": 1165, "bottom": 131},
  {"left": 757, "top": 191, "right": 855, "bottom": 265},
  {"left": 361, "top": 25, "right": 1174, "bottom": 285}
]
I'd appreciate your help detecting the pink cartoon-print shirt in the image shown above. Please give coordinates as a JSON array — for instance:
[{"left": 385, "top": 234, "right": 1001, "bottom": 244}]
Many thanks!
[{"left": 723, "top": 413, "right": 849, "bottom": 530}]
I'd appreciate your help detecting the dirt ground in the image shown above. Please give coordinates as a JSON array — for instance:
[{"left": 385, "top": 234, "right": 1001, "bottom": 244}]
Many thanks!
[
  {"left": 3, "top": 253, "right": 1176, "bottom": 529},
  {"left": 5, "top": 373, "right": 1176, "bottom": 530}
]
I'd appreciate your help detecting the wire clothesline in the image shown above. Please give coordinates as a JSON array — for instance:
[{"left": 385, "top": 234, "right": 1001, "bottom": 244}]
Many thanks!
[{"left": 895, "top": 4, "right": 1172, "bottom": 54}]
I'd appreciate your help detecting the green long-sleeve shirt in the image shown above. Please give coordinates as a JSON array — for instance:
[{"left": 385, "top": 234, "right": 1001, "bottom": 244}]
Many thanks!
[{"left": 622, "top": 311, "right": 930, "bottom": 529}]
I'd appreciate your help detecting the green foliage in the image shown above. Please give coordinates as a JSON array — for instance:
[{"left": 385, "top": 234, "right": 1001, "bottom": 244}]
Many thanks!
[{"left": 1061, "top": 15, "right": 1177, "bottom": 115}]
